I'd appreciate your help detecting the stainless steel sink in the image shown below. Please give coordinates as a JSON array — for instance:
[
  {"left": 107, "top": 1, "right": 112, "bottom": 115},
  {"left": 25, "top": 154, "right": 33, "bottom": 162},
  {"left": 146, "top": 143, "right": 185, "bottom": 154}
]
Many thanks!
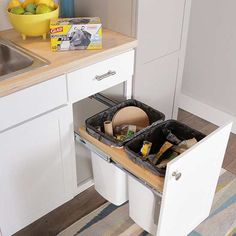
[{"left": 0, "top": 38, "right": 49, "bottom": 80}]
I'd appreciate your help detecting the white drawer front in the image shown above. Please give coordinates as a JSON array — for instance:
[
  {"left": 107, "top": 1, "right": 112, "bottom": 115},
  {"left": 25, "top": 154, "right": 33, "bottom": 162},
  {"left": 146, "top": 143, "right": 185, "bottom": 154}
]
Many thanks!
[
  {"left": 0, "top": 75, "right": 67, "bottom": 131},
  {"left": 67, "top": 50, "right": 134, "bottom": 103},
  {"left": 157, "top": 123, "right": 232, "bottom": 236}
]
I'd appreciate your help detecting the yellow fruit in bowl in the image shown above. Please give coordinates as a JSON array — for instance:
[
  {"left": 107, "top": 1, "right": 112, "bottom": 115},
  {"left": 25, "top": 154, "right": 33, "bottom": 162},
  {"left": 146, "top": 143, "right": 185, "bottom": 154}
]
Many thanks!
[
  {"left": 22, "top": 0, "right": 35, "bottom": 8},
  {"left": 8, "top": 0, "right": 21, "bottom": 10},
  {"left": 7, "top": 1, "right": 59, "bottom": 40},
  {"left": 35, "top": 0, "right": 55, "bottom": 8},
  {"left": 36, "top": 4, "right": 52, "bottom": 14},
  {"left": 48, "top": 1, "right": 55, "bottom": 9}
]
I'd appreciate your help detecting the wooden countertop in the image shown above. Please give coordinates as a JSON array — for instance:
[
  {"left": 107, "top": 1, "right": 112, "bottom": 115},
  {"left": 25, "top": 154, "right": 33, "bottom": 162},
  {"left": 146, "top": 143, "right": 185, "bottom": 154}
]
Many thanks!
[
  {"left": 78, "top": 127, "right": 164, "bottom": 193},
  {"left": 0, "top": 29, "right": 137, "bottom": 97}
]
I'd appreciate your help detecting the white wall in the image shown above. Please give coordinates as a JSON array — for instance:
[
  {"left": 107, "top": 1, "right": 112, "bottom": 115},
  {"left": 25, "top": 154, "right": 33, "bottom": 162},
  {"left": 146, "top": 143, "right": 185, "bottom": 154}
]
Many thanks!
[
  {"left": 182, "top": 0, "right": 236, "bottom": 118},
  {"left": 0, "top": 0, "right": 12, "bottom": 30},
  {"left": 74, "top": 0, "right": 135, "bottom": 37}
]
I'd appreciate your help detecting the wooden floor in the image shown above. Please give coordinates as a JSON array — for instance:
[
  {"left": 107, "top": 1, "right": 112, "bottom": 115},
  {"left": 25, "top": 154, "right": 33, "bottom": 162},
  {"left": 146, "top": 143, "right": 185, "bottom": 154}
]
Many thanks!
[{"left": 14, "top": 109, "right": 236, "bottom": 236}]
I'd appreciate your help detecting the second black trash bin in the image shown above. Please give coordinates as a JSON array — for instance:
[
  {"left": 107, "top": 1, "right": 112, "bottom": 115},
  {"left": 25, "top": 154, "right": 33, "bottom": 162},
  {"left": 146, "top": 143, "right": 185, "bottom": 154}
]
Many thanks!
[{"left": 125, "top": 120, "right": 206, "bottom": 176}]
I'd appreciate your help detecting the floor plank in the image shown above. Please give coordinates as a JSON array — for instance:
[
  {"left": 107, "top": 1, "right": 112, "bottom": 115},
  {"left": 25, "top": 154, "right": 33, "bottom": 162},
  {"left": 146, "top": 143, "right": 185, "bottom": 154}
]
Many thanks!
[{"left": 14, "top": 187, "right": 106, "bottom": 236}]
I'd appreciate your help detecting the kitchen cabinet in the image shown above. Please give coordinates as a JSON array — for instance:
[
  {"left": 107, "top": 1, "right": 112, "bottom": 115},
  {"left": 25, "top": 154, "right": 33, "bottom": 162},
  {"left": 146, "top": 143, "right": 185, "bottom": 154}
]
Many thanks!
[
  {"left": 0, "top": 28, "right": 136, "bottom": 236},
  {"left": 0, "top": 46, "right": 135, "bottom": 235},
  {"left": 0, "top": 106, "right": 76, "bottom": 236},
  {"left": 134, "top": 0, "right": 190, "bottom": 119}
]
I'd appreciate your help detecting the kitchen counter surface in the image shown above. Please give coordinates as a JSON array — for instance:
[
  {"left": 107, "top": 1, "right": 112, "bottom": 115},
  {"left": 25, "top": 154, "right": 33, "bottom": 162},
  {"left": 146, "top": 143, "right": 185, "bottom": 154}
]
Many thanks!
[{"left": 0, "top": 29, "right": 137, "bottom": 97}]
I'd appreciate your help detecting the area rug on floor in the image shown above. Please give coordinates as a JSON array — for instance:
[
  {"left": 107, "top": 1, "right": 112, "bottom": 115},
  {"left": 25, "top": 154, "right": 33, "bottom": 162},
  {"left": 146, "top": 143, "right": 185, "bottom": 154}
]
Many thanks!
[{"left": 58, "top": 169, "right": 236, "bottom": 236}]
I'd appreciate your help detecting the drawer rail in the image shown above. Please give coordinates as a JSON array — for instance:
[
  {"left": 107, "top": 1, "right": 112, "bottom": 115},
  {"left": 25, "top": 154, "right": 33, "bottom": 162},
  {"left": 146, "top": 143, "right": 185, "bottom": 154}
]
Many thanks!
[{"left": 74, "top": 132, "right": 163, "bottom": 197}]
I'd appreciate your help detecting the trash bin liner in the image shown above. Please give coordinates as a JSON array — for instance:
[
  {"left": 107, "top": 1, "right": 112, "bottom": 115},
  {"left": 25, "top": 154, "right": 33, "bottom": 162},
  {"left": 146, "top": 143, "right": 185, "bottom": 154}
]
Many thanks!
[
  {"left": 85, "top": 99, "right": 165, "bottom": 147},
  {"left": 125, "top": 120, "right": 206, "bottom": 176}
]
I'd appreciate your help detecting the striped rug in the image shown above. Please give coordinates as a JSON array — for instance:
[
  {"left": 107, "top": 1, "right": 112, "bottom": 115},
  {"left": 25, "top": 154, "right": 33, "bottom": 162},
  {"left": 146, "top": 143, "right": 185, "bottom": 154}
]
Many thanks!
[{"left": 59, "top": 169, "right": 236, "bottom": 236}]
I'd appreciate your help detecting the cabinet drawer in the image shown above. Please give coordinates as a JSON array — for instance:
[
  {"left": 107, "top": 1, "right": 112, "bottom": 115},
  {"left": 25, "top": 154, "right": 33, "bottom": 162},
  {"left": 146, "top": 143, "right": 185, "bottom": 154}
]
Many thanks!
[
  {"left": 67, "top": 50, "right": 134, "bottom": 103},
  {"left": 0, "top": 75, "right": 67, "bottom": 131}
]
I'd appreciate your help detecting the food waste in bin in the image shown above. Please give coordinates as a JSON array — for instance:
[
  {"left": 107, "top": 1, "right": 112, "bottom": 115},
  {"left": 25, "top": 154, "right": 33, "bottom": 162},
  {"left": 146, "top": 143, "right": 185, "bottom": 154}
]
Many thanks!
[
  {"left": 140, "top": 128, "right": 198, "bottom": 170},
  {"left": 85, "top": 99, "right": 165, "bottom": 147},
  {"left": 99, "top": 105, "right": 151, "bottom": 141},
  {"left": 103, "top": 121, "right": 146, "bottom": 141}
]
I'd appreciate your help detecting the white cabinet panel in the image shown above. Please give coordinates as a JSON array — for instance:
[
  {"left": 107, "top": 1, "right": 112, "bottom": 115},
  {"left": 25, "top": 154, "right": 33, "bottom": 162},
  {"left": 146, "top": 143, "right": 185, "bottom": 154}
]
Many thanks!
[
  {"left": 0, "top": 75, "right": 67, "bottom": 132},
  {"left": 0, "top": 106, "right": 75, "bottom": 236},
  {"left": 136, "top": 0, "right": 185, "bottom": 65},
  {"left": 157, "top": 123, "right": 232, "bottom": 236},
  {"left": 134, "top": 53, "right": 179, "bottom": 119}
]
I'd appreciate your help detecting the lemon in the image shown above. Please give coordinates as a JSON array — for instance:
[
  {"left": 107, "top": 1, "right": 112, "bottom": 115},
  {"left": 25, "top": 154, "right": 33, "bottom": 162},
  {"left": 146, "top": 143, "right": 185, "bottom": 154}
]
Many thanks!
[
  {"left": 35, "top": 0, "right": 55, "bottom": 8},
  {"left": 48, "top": 0, "right": 55, "bottom": 9},
  {"left": 8, "top": 0, "right": 21, "bottom": 10},
  {"left": 10, "top": 6, "right": 25, "bottom": 14},
  {"left": 22, "top": 0, "right": 35, "bottom": 8},
  {"left": 36, "top": 4, "right": 52, "bottom": 14}
]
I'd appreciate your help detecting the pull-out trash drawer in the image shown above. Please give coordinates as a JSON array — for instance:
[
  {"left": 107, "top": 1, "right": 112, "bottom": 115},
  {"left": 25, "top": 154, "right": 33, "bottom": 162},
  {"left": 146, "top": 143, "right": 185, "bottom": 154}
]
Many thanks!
[
  {"left": 76, "top": 97, "right": 164, "bottom": 206},
  {"left": 78, "top": 121, "right": 232, "bottom": 236},
  {"left": 77, "top": 94, "right": 232, "bottom": 236}
]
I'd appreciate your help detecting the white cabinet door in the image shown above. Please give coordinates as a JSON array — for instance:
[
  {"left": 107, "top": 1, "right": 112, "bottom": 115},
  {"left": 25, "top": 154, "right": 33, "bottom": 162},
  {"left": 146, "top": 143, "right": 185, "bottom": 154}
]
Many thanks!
[
  {"left": 136, "top": 0, "right": 186, "bottom": 65},
  {"left": 134, "top": 52, "right": 179, "bottom": 119},
  {"left": 156, "top": 123, "right": 232, "bottom": 236},
  {"left": 0, "top": 106, "right": 76, "bottom": 236}
]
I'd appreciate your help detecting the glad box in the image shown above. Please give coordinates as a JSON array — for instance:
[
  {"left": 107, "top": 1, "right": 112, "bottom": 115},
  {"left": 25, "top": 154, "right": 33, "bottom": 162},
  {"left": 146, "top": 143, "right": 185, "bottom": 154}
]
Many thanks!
[{"left": 50, "top": 17, "right": 102, "bottom": 51}]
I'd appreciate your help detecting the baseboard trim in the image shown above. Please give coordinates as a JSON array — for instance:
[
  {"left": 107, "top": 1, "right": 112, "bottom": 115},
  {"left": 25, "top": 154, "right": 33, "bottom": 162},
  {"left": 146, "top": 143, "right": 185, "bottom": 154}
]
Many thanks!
[
  {"left": 179, "top": 93, "right": 236, "bottom": 134},
  {"left": 76, "top": 179, "right": 94, "bottom": 196}
]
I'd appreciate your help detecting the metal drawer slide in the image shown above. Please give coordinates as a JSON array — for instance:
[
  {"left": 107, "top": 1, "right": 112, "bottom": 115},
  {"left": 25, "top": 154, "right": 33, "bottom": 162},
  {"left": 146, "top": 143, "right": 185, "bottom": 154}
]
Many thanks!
[{"left": 74, "top": 132, "right": 163, "bottom": 197}]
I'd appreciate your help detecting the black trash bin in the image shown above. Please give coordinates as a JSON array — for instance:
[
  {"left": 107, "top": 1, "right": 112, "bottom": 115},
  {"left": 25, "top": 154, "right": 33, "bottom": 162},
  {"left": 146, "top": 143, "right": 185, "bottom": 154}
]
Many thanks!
[
  {"left": 124, "top": 120, "right": 206, "bottom": 176},
  {"left": 85, "top": 99, "right": 165, "bottom": 147}
]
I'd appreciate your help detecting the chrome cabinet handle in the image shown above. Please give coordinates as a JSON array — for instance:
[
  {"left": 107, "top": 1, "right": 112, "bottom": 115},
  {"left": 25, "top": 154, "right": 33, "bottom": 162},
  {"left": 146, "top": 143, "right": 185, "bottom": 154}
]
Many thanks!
[
  {"left": 172, "top": 171, "right": 182, "bottom": 181},
  {"left": 94, "top": 70, "right": 116, "bottom": 81}
]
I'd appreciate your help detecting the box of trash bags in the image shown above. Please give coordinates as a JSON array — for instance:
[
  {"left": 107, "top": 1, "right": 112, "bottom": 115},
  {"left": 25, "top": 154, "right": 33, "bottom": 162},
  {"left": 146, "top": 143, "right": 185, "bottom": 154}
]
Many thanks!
[
  {"left": 85, "top": 99, "right": 206, "bottom": 176},
  {"left": 50, "top": 17, "right": 102, "bottom": 51}
]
